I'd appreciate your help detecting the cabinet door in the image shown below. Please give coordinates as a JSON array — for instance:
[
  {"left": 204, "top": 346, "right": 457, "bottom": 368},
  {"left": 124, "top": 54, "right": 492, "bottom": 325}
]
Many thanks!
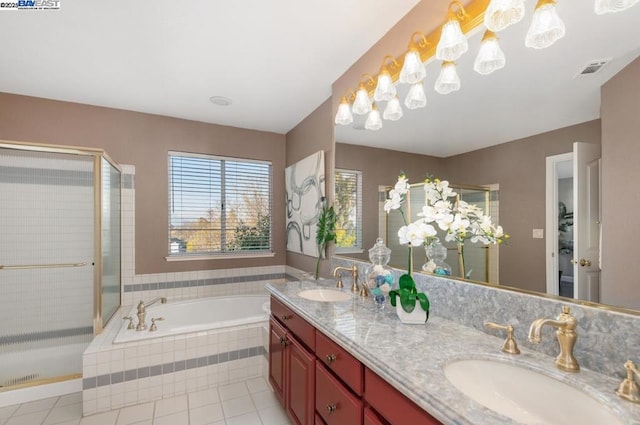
[
  {"left": 269, "top": 317, "right": 287, "bottom": 405},
  {"left": 287, "top": 336, "right": 316, "bottom": 425}
]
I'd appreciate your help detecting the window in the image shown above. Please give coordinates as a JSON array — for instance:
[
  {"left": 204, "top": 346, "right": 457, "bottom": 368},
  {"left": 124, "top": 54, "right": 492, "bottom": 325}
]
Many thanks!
[
  {"left": 334, "top": 169, "right": 362, "bottom": 252},
  {"left": 168, "top": 151, "right": 272, "bottom": 257}
]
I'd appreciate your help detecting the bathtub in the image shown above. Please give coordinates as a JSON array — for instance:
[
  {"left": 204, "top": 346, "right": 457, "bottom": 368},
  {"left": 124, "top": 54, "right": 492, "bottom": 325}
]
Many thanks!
[{"left": 113, "top": 295, "right": 269, "bottom": 344}]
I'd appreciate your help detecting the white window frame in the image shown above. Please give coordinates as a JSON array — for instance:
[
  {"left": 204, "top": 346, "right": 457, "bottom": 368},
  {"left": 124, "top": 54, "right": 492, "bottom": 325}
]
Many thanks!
[
  {"left": 166, "top": 151, "right": 274, "bottom": 261},
  {"left": 334, "top": 168, "right": 363, "bottom": 254}
]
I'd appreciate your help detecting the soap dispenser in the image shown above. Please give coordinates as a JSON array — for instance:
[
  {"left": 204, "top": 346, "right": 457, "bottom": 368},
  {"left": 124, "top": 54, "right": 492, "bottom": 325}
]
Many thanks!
[{"left": 365, "top": 238, "right": 394, "bottom": 309}]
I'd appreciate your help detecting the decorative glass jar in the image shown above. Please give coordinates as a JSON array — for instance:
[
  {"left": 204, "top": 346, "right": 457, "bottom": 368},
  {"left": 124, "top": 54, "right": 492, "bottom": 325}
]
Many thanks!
[
  {"left": 422, "top": 240, "right": 452, "bottom": 276},
  {"left": 365, "top": 238, "right": 394, "bottom": 309}
]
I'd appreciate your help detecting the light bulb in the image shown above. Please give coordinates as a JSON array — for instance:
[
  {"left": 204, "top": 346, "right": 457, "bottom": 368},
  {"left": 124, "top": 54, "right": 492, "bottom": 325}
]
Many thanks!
[
  {"left": 484, "top": 0, "right": 526, "bottom": 32},
  {"left": 334, "top": 96, "right": 353, "bottom": 125},
  {"left": 404, "top": 82, "right": 427, "bottom": 110},
  {"left": 595, "top": 0, "right": 639, "bottom": 14},
  {"left": 374, "top": 70, "right": 396, "bottom": 102},
  {"left": 383, "top": 96, "right": 404, "bottom": 121},
  {"left": 365, "top": 104, "right": 383, "bottom": 130},
  {"left": 434, "top": 61, "right": 461, "bottom": 95},
  {"left": 352, "top": 85, "right": 372, "bottom": 115},
  {"left": 474, "top": 31, "right": 506, "bottom": 75},
  {"left": 436, "top": 17, "right": 468, "bottom": 61},
  {"left": 399, "top": 48, "right": 427, "bottom": 84},
  {"left": 525, "top": 0, "right": 566, "bottom": 49}
]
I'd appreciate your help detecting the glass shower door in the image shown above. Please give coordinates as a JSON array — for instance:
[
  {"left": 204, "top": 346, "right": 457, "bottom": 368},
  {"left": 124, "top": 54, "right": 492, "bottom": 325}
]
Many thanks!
[{"left": 0, "top": 148, "right": 95, "bottom": 388}]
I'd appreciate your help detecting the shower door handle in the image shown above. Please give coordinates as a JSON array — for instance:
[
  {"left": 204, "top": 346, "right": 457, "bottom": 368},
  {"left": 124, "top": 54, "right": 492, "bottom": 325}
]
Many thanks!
[{"left": 0, "top": 262, "right": 87, "bottom": 270}]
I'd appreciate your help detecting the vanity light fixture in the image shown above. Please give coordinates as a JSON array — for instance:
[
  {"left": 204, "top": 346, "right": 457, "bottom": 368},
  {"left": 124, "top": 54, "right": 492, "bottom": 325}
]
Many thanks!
[
  {"left": 383, "top": 95, "right": 404, "bottom": 120},
  {"left": 365, "top": 103, "right": 383, "bottom": 130},
  {"left": 435, "top": 61, "right": 461, "bottom": 95},
  {"left": 525, "top": 0, "right": 566, "bottom": 49},
  {"left": 404, "top": 82, "right": 427, "bottom": 109},
  {"left": 374, "top": 56, "right": 401, "bottom": 102},
  {"left": 399, "top": 32, "right": 429, "bottom": 84},
  {"left": 474, "top": 30, "right": 506, "bottom": 75},
  {"left": 352, "top": 76, "right": 376, "bottom": 115},
  {"left": 334, "top": 92, "right": 355, "bottom": 126},
  {"left": 595, "top": 0, "right": 639, "bottom": 14},
  {"left": 484, "top": 0, "right": 526, "bottom": 32},
  {"left": 436, "top": 1, "right": 469, "bottom": 62}
]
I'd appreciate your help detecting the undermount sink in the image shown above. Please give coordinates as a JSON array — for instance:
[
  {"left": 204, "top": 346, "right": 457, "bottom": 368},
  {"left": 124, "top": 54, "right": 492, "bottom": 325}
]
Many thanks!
[
  {"left": 297, "top": 289, "right": 351, "bottom": 302},
  {"left": 444, "top": 359, "right": 623, "bottom": 425}
]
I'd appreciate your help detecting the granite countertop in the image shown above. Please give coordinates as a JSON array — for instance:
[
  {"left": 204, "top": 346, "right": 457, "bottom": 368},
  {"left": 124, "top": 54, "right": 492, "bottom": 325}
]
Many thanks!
[{"left": 266, "top": 280, "right": 640, "bottom": 425}]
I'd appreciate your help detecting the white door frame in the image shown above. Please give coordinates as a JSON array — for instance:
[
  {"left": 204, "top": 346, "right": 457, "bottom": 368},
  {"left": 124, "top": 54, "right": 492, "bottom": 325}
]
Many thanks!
[{"left": 545, "top": 152, "right": 573, "bottom": 296}]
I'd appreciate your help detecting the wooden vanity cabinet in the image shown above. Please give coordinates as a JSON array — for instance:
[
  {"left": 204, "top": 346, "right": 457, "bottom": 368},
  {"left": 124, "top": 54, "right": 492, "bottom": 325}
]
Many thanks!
[{"left": 269, "top": 298, "right": 316, "bottom": 425}]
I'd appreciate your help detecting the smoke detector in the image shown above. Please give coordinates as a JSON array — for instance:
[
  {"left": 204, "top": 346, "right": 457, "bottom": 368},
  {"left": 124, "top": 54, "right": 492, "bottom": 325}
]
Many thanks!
[{"left": 575, "top": 59, "right": 611, "bottom": 77}]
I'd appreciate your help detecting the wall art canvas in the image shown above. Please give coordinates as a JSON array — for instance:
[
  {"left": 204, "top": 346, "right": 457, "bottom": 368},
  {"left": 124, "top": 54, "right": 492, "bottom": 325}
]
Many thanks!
[{"left": 285, "top": 150, "right": 325, "bottom": 257}]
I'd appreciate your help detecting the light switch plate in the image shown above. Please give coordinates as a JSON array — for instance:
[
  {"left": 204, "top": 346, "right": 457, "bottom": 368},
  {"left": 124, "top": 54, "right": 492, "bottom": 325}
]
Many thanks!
[{"left": 532, "top": 229, "right": 544, "bottom": 239}]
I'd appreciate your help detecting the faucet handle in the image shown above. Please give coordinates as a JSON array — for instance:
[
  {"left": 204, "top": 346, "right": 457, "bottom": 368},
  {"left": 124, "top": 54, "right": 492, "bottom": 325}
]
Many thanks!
[
  {"left": 149, "top": 317, "right": 165, "bottom": 332},
  {"left": 122, "top": 316, "right": 135, "bottom": 330},
  {"left": 485, "top": 322, "right": 521, "bottom": 355},
  {"left": 335, "top": 275, "right": 343, "bottom": 288},
  {"left": 616, "top": 360, "right": 640, "bottom": 403}
]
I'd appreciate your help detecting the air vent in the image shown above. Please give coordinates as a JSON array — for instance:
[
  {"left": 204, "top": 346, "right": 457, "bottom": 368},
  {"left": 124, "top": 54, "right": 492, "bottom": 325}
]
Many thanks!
[{"left": 575, "top": 59, "right": 611, "bottom": 77}]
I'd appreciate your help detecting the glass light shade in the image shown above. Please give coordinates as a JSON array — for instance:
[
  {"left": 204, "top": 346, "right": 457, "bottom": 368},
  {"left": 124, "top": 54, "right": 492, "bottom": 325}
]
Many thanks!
[
  {"left": 436, "top": 18, "right": 469, "bottom": 61},
  {"left": 474, "top": 34, "right": 506, "bottom": 75},
  {"left": 525, "top": 0, "right": 566, "bottom": 49},
  {"left": 434, "top": 62, "right": 461, "bottom": 95},
  {"left": 484, "top": 0, "right": 526, "bottom": 32},
  {"left": 374, "top": 71, "right": 396, "bottom": 102},
  {"left": 365, "top": 105, "right": 383, "bottom": 131},
  {"left": 352, "top": 86, "right": 372, "bottom": 115},
  {"left": 383, "top": 96, "right": 403, "bottom": 121},
  {"left": 399, "top": 49, "right": 427, "bottom": 84},
  {"left": 595, "top": 0, "right": 639, "bottom": 14},
  {"left": 334, "top": 99, "right": 353, "bottom": 125},
  {"left": 404, "top": 82, "right": 427, "bottom": 110}
]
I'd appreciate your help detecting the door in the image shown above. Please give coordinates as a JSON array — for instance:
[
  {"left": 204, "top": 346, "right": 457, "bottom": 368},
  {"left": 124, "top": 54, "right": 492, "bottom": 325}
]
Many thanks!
[
  {"left": 286, "top": 336, "right": 315, "bottom": 425},
  {"left": 573, "top": 142, "right": 601, "bottom": 302},
  {"left": 269, "top": 318, "right": 286, "bottom": 405}
]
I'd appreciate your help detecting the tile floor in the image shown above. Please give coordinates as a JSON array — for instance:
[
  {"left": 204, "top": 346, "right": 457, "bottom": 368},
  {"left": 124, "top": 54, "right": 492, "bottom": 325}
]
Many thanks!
[{"left": 0, "top": 378, "right": 291, "bottom": 425}]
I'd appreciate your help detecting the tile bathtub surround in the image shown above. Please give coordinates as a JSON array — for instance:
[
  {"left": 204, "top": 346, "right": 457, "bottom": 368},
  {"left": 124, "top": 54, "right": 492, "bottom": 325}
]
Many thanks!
[{"left": 332, "top": 256, "right": 640, "bottom": 379}]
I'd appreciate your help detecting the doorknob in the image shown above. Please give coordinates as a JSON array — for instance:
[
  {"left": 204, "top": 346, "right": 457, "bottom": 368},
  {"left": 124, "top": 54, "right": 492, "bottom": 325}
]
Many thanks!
[{"left": 571, "top": 258, "right": 591, "bottom": 267}]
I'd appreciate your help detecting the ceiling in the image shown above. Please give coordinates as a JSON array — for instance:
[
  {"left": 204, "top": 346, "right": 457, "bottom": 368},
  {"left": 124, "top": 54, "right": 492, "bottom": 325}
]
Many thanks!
[
  {"left": 335, "top": 0, "right": 640, "bottom": 157},
  {"left": 0, "top": 0, "right": 421, "bottom": 134}
]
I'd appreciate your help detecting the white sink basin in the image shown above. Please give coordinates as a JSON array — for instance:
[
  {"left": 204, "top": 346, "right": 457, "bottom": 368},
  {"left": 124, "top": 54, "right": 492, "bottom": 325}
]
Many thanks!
[
  {"left": 297, "top": 289, "right": 351, "bottom": 302},
  {"left": 444, "top": 359, "right": 623, "bottom": 425}
]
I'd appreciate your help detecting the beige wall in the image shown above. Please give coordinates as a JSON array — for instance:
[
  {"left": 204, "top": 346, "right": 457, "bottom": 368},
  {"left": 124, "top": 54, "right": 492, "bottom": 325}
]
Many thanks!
[
  {"left": 601, "top": 56, "right": 640, "bottom": 310},
  {"left": 336, "top": 119, "right": 601, "bottom": 293},
  {"left": 285, "top": 98, "right": 335, "bottom": 277},
  {"left": 0, "top": 92, "right": 286, "bottom": 274},
  {"left": 335, "top": 143, "right": 446, "bottom": 261}
]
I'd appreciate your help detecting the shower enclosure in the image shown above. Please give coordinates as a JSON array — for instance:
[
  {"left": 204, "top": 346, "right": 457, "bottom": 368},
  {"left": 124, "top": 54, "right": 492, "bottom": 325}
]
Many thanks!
[{"left": 0, "top": 141, "right": 121, "bottom": 391}]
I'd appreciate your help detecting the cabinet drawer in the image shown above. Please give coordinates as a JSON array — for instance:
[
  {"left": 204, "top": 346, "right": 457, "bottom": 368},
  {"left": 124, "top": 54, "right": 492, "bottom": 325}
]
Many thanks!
[
  {"left": 364, "top": 368, "right": 442, "bottom": 425},
  {"left": 364, "top": 406, "right": 388, "bottom": 425},
  {"left": 316, "top": 363, "right": 363, "bottom": 425},
  {"left": 271, "top": 297, "right": 316, "bottom": 351},
  {"left": 316, "top": 331, "right": 363, "bottom": 395}
]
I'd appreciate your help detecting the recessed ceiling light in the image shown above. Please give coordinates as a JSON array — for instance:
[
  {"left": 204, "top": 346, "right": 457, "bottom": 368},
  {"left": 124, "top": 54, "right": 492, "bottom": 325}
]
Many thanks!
[{"left": 209, "top": 96, "right": 232, "bottom": 106}]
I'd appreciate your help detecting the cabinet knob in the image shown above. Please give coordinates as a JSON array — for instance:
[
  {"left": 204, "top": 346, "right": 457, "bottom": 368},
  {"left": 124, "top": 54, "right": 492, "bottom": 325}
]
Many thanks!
[
  {"left": 325, "top": 403, "right": 337, "bottom": 414},
  {"left": 281, "top": 314, "right": 290, "bottom": 321},
  {"left": 325, "top": 353, "right": 337, "bottom": 364},
  {"left": 280, "top": 337, "right": 289, "bottom": 347}
]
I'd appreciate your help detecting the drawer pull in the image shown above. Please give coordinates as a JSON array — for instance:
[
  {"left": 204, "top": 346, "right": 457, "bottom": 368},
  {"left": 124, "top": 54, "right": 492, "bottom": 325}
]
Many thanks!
[
  {"left": 325, "top": 403, "right": 337, "bottom": 414},
  {"left": 279, "top": 337, "right": 289, "bottom": 347},
  {"left": 281, "top": 314, "right": 291, "bottom": 321},
  {"left": 325, "top": 353, "right": 337, "bottom": 364}
]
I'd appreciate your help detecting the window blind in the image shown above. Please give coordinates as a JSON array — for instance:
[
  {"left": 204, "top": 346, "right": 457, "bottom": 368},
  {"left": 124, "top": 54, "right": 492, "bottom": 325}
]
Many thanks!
[
  {"left": 168, "top": 151, "right": 272, "bottom": 256},
  {"left": 334, "top": 169, "right": 362, "bottom": 251}
]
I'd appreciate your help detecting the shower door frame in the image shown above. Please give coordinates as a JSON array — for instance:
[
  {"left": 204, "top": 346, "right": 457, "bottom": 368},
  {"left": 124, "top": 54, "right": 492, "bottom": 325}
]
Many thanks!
[{"left": 0, "top": 139, "right": 121, "bottom": 337}]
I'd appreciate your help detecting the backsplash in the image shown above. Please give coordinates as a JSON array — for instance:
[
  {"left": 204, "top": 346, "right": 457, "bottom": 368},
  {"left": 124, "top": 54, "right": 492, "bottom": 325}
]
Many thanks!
[{"left": 332, "top": 256, "right": 640, "bottom": 379}]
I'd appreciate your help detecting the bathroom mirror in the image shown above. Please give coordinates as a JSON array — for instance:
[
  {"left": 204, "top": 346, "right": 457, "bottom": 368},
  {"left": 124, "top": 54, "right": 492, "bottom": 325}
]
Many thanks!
[{"left": 332, "top": 1, "right": 640, "bottom": 312}]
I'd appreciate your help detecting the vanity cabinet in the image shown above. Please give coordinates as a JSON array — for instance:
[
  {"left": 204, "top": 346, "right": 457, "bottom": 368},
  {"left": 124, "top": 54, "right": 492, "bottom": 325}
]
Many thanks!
[
  {"left": 269, "top": 296, "right": 442, "bottom": 425},
  {"left": 269, "top": 298, "right": 316, "bottom": 425}
]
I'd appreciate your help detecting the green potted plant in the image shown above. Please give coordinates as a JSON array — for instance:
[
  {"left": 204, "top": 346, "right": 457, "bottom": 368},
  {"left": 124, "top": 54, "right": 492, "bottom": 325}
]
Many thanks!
[{"left": 315, "top": 197, "right": 336, "bottom": 280}]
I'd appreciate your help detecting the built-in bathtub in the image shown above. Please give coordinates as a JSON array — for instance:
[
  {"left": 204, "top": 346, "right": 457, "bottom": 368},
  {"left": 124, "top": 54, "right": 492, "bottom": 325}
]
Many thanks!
[
  {"left": 82, "top": 294, "right": 271, "bottom": 415},
  {"left": 114, "top": 295, "right": 269, "bottom": 344}
]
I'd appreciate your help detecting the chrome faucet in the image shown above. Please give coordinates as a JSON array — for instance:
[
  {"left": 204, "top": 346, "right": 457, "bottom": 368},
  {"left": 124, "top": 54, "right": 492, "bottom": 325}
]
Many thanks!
[
  {"left": 332, "top": 263, "right": 367, "bottom": 296},
  {"left": 136, "top": 297, "right": 167, "bottom": 331},
  {"left": 528, "top": 306, "right": 580, "bottom": 372}
]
